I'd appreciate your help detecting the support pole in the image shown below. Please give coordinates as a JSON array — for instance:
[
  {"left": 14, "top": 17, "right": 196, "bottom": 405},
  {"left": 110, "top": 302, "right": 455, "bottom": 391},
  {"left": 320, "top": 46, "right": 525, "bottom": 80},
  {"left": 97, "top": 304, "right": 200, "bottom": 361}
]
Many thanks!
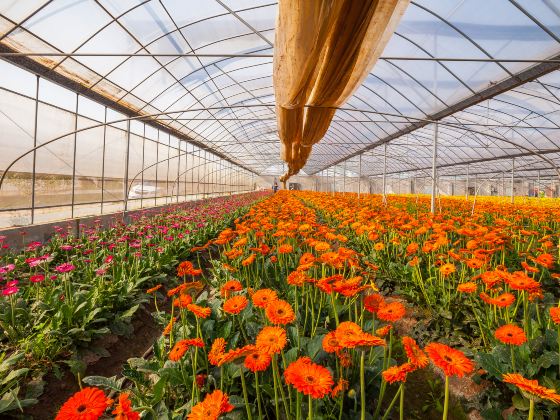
[
  {"left": 358, "top": 154, "right": 362, "bottom": 201},
  {"left": 31, "top": 75, "right": 39, "bottom": 225},
  {"left": 511, "top": 158, "right": 515, "bottom": 204},
  {"left": 70, "top": 93, "right": 79, "bottom": 219},
  {"left": 382, "top": 143, "right": 387, "bottom": 204},
  {"left": 431, "top": 122, "right": 438, "bottom": 214},
  {"left": 465, "top": 164, "right": 469, "bottom": 200},
  {"left": 332, "top": 167, "right": 335, "bottom": 196},
  {"left": 343, "top": 160, "right": 346, "bottom": 196},
  {"left": 537, "top": 170, "right": 541, "bottom": 197},
  {"left": 123, "top": 118, "right": 131, "bottom": 215},
  {"left": 502, "top": 171, "right": 505, "bottom": 197}
]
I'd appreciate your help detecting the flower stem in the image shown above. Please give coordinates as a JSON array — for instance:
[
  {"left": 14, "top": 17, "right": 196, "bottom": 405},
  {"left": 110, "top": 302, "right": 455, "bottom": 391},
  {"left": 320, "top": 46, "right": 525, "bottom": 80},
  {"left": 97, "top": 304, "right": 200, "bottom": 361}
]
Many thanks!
[
  {"left": 273, "top": 355, "right": 290, "bottom": 419},
  {"left": 255, "top": 372, "right": 263, "bottom": 420},
  {"left": 400, "top": 383, "right": 404, "bottom": 420},
  {"left": 308, "top": 394, "right": 313, "bottom": 420},
  {"left": 443, "top": 376, "right": 450, "bottom": 420},
  {"left": 528, "top": 398, "right": 534, "bottom": 420},
  {"left": 380, "top": 384, "right": 402, "bottom": 420},
  {"left": 360, "top": 350, "right": 366, "bottom": 420},
  {"left": 239, "top": 367, "right": 252, "bottom": 420}
]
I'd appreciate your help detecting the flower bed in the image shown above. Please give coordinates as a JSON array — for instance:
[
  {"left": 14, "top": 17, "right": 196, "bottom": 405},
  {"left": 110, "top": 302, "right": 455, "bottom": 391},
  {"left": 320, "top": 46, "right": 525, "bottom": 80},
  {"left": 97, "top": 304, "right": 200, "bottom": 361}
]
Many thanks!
[
  {"left": 53, "top": 191, "right": 560, "bottom": 419},
  {"left": 0, "top": 192, "right": 267, "bottom": 414}
]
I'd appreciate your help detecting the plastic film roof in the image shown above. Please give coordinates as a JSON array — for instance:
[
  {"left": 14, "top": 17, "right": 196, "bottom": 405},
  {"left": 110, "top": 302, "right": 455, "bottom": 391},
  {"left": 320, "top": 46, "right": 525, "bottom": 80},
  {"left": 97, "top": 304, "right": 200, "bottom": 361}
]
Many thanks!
[{"left": 1, "top": 0, "right": 560, "bottom": 178}]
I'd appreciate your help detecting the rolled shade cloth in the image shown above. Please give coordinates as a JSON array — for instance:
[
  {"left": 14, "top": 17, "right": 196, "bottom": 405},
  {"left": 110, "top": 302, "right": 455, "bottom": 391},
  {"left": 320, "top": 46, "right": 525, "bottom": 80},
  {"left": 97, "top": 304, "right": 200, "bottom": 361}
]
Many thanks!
[{"left": 273, "top": 0, "right": 410, "bottom": 185}]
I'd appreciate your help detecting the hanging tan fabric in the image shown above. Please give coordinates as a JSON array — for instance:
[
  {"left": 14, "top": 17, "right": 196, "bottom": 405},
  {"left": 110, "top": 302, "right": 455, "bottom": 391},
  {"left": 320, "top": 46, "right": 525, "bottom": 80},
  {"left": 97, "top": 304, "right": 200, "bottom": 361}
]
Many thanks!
[{"left": 273, "top": 0, "right": 409, "bottom": 181}]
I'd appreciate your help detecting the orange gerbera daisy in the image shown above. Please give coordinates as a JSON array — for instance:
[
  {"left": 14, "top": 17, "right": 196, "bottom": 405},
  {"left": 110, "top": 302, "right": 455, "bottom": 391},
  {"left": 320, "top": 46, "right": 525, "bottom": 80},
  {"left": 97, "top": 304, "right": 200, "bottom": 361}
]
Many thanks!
[
  {"left": 278, "top": 244, "right": 293, "bottom": 254},
  {"left": 314, "top": 241, "right": 331, "bottom": 252},
  {"left": 146, "top": 284, "right": 162, "bottom": 294},
  {"left": 494, "top": 324, "right": 527, "bottom": 346},
  {"left": 167, "top": 284, "right": 187, "bottom": 297},
  {"left": 521, "top": 261, "right": 540, "bottom": 273},
  {"left": 457, "top": 282, "right": 477, "bottom": 294},
  {"left": 241, "top": 253, "right": 256, "bottom": 266},
  {"left": 220, "top": 280, "right": 242, "bottom": 297},
  {"left": 373, "top": 242, "right": 385, "bottom": 251},
  {"left": 334, "top": 322, "right": 385, "bottom": 349},
  {"left": 439, "top": 263, "right": 456, "bottom": 277},
  {"left": 186, "top": 304, "right": 212, "bottom": 319},
  {"left": 177, "top": 261, "right": 194, "bottom": 276},
  {"left": 300, "top": 252, "right": 316, "bottom": 265},
  {"left": 331, "top": 378, "right": 349, "bottom": 398},
  {"left": 507, "top": 272, "right": 540, "bottom": 291},
  {"left": 406, "top": 242, "right": 419, "bottom": 255},
  {"left": 162, "top": 317, "right": 177, "bottom": 336},
  {"left": 287, "top": 270, "right": 308, "bottom": 286},
  {"left": 494, "top": 292, "right": 516, "bottom": 308},
  {"left": 376, "top": 325, "right": 392, "bottom": 337},
  {"left": 223, "top": 295, "right": 248, "bottom": 315},
  {"left": 112, "top": 392, "right": 139, "bottom": 420},
  {"left": 265, "top": 299, "right": 295, "bottom": 324},
  {"left": 550, "top": 307, "right": 560, "bottom": 324},
  {"left": 220, "top": 345, "right": 256, "bottom": 365},
  {"left": 173, "top": 293, "right": 193, "bottom": 308},
  {"left": 364, "top": 293, "right": 385, "bottom": 314},
  {"left": 208, "top": 338, "right": 227, "bottom": 366},
  {"left": 425, "top": 343, "right": 474, "bottom": 378},
  {"left": 534, "top": 253, "right": 555, "bottom": 269},
  {"left": 502, "top": 373, "right": 560, "bottom": 404},
  {"left": 251, "top": 288, "right": 278, "bottom": 308},
  {"left": 55, "top": 387, "right": 110, "bottom": 420},
  {"left": 187, "top": 389, "right": 234, "bottom": 420},
  {"left": 322, "top": 331, "right": 343, "bottom": 353},
  {"left": 244, "top": 351, "right": 272, "bottom": 372},
  {"left": 466, "top": 258, "right": 484, "bottom": 270},
  {"left": 169, "top": 341, "right": 190, "bottom": 361},
  {"left": 402, "top": 336, "right": 429, "bottom": 368},
  {"left": 255, "top": 326, "right": 287, "bottom": 354},
  {"left": 382, "top": 363, "right": 415, "bottom": 384},
  {"left": 377, "top": 301, "right": 406, "bottom": 322},
  {"left": 284, "top": 357, "right": 334, "bottom": 399}
]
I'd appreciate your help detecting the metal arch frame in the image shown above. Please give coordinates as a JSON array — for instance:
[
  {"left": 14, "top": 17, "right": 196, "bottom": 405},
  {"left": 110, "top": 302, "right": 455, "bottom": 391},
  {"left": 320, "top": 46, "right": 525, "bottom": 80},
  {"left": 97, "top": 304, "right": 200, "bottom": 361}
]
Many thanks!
[
  {"left": 153, "top": 1, "right": 273, "bottom": 170},
  {"left": 89, "top": 0, "right": 262, "bottom": 172},
  {"left": 313, "top": 106, "right": 560, "bottom": 180},
  {"left": 383, "top": 150, "right": 560, "bottom": 179},
  {"left": 0, "top": 2, "right": 278, "bottom": 171},
  {"left": 4, "top": 1, "right": 560, "bottom": 178},
  {"left": 309, "top": 63, "right": 560, "bottom": 172},
  {"left": 310, "top": 0, "right": 560, "bottom": 173}
]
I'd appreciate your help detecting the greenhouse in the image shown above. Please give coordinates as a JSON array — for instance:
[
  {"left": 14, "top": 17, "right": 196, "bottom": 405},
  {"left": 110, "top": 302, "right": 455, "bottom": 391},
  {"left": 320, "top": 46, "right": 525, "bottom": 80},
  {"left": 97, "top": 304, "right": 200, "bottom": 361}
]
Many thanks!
[{"left": 0, "top": 0, "right": 559, "bottom": 419}]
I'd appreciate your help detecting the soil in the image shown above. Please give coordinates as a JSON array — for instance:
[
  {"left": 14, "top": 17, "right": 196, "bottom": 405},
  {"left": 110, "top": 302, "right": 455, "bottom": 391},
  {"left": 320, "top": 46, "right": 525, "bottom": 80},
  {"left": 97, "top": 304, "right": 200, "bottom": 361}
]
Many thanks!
[{"left": 21, "top": 304, "right": 162, "bottom": 420}]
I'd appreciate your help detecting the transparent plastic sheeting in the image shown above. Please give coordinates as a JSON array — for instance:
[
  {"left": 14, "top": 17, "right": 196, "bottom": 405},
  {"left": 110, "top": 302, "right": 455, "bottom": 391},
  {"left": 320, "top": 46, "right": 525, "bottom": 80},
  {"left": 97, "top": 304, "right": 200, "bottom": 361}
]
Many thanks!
[
  {"left": 1, "top": 0, "right": 560, "bottom": 177},
  {"left": 0, "top": 61, "right": 255, "bottom": 228}
]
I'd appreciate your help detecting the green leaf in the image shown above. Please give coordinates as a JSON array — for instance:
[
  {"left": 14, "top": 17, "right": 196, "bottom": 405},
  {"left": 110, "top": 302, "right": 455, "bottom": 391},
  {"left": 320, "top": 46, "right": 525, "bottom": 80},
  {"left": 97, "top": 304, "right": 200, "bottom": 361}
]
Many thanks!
[
  {"left": 306, "top": 334, "right": 325, "bottom": 360},
  {"left": 476, "top": 353, "right": 504, "bottom": 379},
  {"left": 150, "top": 377, "right": 167, "bottom": 405},
  {"left": 119, "top": 304, "right": 140, "bottom": 320},
  {"left": 536, "top": 351, "right": 558, "bottom": 370},
  {"left": 82, "top": 375, "right": 124, "bottom": 392},
  {"left": 1, "top": 368, "right": 29, "bottom": 385},
  {"left": 219, "top": 320, "right": 233, "bottom": 339},
  {"left": 512, "top": 394, "right": 530, "bottom": 411}
]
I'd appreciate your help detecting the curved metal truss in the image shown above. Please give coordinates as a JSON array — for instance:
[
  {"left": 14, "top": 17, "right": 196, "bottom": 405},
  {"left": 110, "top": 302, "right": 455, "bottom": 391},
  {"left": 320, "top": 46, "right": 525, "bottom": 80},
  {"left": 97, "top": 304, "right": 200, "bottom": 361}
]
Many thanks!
[{"left": 1, "top": 0, "right": 560, "bottom": 178}]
